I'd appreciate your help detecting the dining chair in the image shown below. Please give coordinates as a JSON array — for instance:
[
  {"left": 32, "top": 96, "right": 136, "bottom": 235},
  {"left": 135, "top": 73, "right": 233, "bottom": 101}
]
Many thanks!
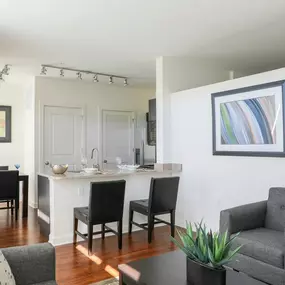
[
  {"left": 0, "top": 166, "right": 11, "bottom": 208},
  {"left": 0, "top": 170, "right": 19, "bottom": 219},
  {"left": 129, "top": 176, "right": 180, "bottom": 243},
  {"left": 73, "top": 180, "right": 126, "bottom": 255}
]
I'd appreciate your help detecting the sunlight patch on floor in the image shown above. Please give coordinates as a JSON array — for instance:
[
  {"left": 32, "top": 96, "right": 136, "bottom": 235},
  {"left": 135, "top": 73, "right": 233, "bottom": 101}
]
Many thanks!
[
  {"left": 76, "top": 244, "right": 103, "bottom": 265},
  {"left": 104, "top": 265, "right": 119, "bottom": 278}
]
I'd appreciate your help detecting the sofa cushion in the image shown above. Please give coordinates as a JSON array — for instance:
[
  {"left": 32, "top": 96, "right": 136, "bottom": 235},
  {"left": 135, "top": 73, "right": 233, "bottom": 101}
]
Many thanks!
[
  {"left": 265, "top": 187, "right": 285, "bottom": 231},
  {"left": 0, "top": 250, "right": 15, "bottom": 285},
  {"left": 231, "top": 228, "right": 284, "bottom": 268},
  {"left": 227, "top": 253, "right": 285, "bottom": 285}
]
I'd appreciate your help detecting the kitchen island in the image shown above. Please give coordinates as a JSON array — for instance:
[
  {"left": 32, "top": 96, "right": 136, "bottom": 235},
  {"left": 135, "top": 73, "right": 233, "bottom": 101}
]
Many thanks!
[{"left": 37, "top": 166, "right": 182, "bottom": 246}]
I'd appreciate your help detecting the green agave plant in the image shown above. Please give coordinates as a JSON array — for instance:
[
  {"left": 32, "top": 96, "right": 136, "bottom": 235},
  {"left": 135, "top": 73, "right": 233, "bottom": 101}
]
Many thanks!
[{"left": 171, "top": 221, "right": 241, "bottom": 269}]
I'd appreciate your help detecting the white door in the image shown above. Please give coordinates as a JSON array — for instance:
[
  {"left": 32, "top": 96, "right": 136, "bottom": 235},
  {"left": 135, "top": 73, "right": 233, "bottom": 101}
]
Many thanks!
[
  {"left": 102, "top": 110, "right": 135, "bottom": 169},
  {"left": 43, "top": 106, "right": 84, "bottom": 171}
]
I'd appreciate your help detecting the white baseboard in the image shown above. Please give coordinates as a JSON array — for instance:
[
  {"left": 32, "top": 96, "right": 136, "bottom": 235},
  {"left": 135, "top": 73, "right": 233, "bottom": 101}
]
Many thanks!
[
  {"left": 50, "top": 223, "right": 174, "bottom": 247},
  {"left": 29, "top": 201, "right": 38, "bottom": 209}
]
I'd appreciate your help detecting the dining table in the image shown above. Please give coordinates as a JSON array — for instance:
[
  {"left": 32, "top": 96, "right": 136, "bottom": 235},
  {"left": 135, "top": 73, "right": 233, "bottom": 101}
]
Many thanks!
[{"left": 19, "top": 173, "right": 29, "bottom": 218}]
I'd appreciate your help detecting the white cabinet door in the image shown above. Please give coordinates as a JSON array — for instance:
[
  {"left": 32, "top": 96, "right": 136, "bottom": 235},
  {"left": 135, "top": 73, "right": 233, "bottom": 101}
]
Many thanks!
[
  {"left": 44, "top": 106, "right": 84, "bottom": 171},
  {"left": 102, "top": 110, "right": 135, "bottom": 169}
]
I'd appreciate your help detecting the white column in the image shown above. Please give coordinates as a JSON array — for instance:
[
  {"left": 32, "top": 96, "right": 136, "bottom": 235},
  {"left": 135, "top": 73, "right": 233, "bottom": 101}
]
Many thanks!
[{"left": 156, "top": 57, "right": 172, "bottom": 163}]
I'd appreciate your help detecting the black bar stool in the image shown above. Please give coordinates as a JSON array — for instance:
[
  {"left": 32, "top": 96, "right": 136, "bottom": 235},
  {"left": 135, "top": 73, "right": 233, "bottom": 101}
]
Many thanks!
[
  {"left": 129, "top": 176, "right": 180, "bottom": 243},
  {"left": 73, "top": 180, "right": 126, "bottom": 255}
]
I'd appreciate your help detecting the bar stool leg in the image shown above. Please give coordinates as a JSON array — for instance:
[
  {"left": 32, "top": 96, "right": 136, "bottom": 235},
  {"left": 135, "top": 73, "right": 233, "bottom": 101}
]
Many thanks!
[
  {"left": 148, "top": 214, "right": 154, "bottom": 244},
  {"left": 128, "top": 208, "right": 133, "bottom": 235},
  {"left": 88, "top": 223, "right": 93, "bottom": 255},
  {"left": 170, "top": 210, "right": 175, "bottom": 237},
  {"left": 101, "top": 223, "right": 105, "bottom": 239},
  {"left": 73, "top": 217, "right": 78, "bottom": 244},
  {"left": 118, "top": 219, "right": 123, "bottom": 249}
]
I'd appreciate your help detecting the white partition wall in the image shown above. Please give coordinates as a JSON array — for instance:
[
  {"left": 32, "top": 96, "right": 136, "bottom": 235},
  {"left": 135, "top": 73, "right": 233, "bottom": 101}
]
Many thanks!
[{"left": 171, "top": 68, "right": 285, "bottom": 231}]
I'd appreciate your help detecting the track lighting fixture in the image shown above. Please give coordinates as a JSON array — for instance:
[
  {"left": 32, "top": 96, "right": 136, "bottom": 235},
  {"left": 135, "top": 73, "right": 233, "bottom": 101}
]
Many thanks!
[
  {"left": 93, "top": 74, "right": 99, "bottom": 83},
  {"left": 76, "top": 72, "right": 82, "bottom": 80},
  {"left": 40, "top": 64, "right": 129, "bottom": 86},
  {"left": 0, "top": 74, "right": 4, "bottom": 81},
  {"left": 41, "top": 66, "right": 47, "bottom": 75}
]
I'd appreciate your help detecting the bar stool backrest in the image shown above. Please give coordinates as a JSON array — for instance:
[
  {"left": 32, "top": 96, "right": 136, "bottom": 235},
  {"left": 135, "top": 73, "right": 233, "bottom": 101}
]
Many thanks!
[
  {"left": 89, "top": 180, "right": 126, "bottom": 224},
  {"left": 148, "top": 176, "right": 180, "bottom": 214}
]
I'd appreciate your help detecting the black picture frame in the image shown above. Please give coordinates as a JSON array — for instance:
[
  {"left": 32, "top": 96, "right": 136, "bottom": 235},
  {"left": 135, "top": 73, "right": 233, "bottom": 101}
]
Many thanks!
[
  {"left": 211, "top": 80, "right": 285, "bottom": 157},
  {"left": 0, "top": 106, "right": 11, "bottom": 143}
]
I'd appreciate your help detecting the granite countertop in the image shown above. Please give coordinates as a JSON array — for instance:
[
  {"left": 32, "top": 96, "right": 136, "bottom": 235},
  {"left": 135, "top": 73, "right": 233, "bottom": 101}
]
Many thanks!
[{"left": 38, "top": 169, "right": 170, "bottom": 180}]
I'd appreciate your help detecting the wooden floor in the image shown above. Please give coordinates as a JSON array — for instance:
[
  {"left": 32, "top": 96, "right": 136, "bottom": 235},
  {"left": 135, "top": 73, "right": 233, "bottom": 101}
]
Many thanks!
[{"left": 0, "top": 205, "right": 177, "bottom": 285}]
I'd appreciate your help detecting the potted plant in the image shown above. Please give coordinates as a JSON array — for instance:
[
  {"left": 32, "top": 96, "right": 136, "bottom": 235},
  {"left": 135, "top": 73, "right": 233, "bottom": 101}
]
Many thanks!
[{"left": 171, "top": 221, "right": 241, "bottom": 285}]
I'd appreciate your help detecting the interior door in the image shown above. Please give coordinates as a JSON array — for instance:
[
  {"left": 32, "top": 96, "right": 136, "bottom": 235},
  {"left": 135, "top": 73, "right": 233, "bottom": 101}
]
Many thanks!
[
  {"left": 102, "top": 110, "right": 135, "bottom": 169},
  {"left": 43, "top": 106, "right": 84, "bottom": 171}
]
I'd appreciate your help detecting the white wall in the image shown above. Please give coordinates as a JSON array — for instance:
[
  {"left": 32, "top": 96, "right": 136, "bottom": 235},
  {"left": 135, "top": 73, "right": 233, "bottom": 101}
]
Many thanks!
[
  {"left": 156, "top": 56, "right": 230, "bottom": 163},
  {"left": 171, "top": 68, "right": 285, "bottom": 231},
  {"left": 33, "top": 76, "right": 154, "bottom": 206},
  {"left": 0, "top": 83, "right": 25, "bottom": 170}
]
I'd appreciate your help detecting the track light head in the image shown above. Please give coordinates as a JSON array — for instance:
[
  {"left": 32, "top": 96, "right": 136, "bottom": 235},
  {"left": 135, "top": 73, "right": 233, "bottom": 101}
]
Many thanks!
[
  {"left": 124, "top": 78, "right": 128, "bottom": 86},
  {"left": 109, "top": 76, "right": 113, "bottom": 84},
  {"left": 40, "top": 66, "right": 47, "bottom": 75},
  {"left": 60, "top": 69, "right": 64, "bottom": 77},
  {"left": 2, "top": 65, "right": 10, "bottom": 75},
  {"left": 93, "top": 74, "right": 99, "bottom": 83},
  {"left": 0, "top": 74, "right": 4, "bottom": 81},
  {"left": 76, "top": 72, "right": 82, "bottom": 80}
]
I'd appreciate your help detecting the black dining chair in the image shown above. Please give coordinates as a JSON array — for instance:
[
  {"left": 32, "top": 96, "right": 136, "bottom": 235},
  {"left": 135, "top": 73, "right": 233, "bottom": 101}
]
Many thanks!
[
  {"left": 73, "top": 180, "right": 126, "bottom": 255},
  {"left": 0, "top": 166, "right": 10, "bottom": 208},
  {"left": 0, "top": 170, "right": 19, "bottom": 219},
  {"left": 129, "top": 176, "right": 180, "bottom": 243}
]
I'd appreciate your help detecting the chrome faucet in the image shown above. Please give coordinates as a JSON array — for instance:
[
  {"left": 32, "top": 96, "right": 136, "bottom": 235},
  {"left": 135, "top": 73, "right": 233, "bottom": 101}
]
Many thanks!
[{"left": 91, "top": 148, "right": 100, "bottom": 170}]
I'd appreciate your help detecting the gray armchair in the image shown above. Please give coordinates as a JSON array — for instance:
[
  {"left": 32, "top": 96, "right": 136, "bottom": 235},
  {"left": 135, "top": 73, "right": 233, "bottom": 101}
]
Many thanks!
[
  {"left": 2, "top": 243, "right": 57, "bottom": 285},
  {"left": 220, "top": 187, "right": 285, "bottom": 285}
]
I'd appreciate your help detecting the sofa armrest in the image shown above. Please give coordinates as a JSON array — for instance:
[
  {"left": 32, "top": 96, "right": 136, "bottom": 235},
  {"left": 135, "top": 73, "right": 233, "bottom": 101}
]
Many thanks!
[
  {"left": 220, "top": 201, "right": 267, "bottom": 235},
  {"left": 2, "top": 243, "right": 55, "bottom": 285}
]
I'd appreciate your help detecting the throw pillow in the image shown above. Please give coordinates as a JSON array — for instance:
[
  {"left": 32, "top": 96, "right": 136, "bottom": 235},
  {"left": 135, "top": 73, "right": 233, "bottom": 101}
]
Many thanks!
[{"left": 0, "top": 250, "right": 15, "bottom": 285}]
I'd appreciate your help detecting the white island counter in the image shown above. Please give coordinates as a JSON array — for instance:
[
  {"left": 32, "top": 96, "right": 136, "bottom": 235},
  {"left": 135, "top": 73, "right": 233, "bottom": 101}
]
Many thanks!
[{"left": 37, "top": 167, "right": 182, "bottom": 246}]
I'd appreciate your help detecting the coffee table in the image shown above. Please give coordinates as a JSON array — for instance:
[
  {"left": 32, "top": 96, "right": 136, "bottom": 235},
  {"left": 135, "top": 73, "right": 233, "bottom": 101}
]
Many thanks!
[{"left": 119, "top": 251, "right": 266, "bottom": 285}]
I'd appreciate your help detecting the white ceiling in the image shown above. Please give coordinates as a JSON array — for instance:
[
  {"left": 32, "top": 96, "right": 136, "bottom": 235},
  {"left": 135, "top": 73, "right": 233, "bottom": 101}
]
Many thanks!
[{"left": 1, "top": 0, "right": 285, "bottom": 84}]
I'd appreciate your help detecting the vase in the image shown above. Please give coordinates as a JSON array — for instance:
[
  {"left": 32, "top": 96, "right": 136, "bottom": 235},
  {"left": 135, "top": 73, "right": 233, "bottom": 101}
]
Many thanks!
[{"left": 186, "top": 258, "right": 226, "bottom": 285}]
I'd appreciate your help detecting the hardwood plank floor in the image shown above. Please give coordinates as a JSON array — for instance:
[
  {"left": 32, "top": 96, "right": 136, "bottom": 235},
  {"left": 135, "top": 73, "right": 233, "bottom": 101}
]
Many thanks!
[{"left": 0, "top": 205, "right": 177, "bottom": 285}]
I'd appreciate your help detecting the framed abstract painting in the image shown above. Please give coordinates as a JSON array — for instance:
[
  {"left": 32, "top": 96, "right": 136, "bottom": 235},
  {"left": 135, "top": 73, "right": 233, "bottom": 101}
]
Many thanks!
[
  {"left": 211, "top": 80, "right": 285, "bottom": 157},
  {"left": 0, "top": 106, "right": 11, "bottom": 143}
]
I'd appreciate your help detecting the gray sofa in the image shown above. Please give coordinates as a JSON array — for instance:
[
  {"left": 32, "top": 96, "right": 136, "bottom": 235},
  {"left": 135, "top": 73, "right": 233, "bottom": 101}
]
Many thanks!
[
  {"left": 220, "top": 187, "right": 285, "bottom": 285},
  {"left": 1, "top": 243, "right": 57, "bottom": 285}
]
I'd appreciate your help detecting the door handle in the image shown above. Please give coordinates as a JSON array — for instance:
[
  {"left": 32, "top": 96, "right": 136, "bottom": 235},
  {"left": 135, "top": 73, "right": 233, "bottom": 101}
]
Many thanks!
[
  {"left": 45, "top": 161, "right": 50, "bottom": 166},
  {"left": 103, "top": 160, "right": 107, "bottom": 163}
]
